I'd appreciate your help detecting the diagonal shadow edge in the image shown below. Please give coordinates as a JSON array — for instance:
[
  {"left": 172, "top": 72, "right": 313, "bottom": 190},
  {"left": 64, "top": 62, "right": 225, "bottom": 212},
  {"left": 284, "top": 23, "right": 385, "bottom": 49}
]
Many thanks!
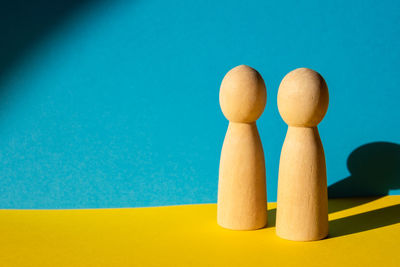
[
  {"left": 267, "top": 199, "right": 400, "bottom": 237},
  {"left": 328, "top": 204, "right": 400, "bottom": 238}
]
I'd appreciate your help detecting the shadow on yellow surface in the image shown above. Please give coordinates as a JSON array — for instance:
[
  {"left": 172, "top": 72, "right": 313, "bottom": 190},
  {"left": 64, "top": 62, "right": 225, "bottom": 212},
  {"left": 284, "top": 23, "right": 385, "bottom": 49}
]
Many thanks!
[
  {"left": 267, "top": 197, "right": 400, "bottom": 238},
  {"left": 329, "top": 203, "right": 400, "bottom": 237},
  {"left": 0, "top": 196, "right": 399, "bottom": 266},
  {"left": 323, "top": 142, "right": 400, "bottom": 238},
  {"left": 267, "top": 207, "right": 276, "bottom": 227},
  {"left": 327, "top": 196, "right": 382, "bottom": 213}
]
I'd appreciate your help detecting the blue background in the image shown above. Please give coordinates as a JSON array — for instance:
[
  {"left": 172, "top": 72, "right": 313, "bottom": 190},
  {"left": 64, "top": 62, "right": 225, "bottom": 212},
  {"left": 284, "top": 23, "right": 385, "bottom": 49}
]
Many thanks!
[{"left": 0, "top": 0, "right": 399, "bottom": 208}]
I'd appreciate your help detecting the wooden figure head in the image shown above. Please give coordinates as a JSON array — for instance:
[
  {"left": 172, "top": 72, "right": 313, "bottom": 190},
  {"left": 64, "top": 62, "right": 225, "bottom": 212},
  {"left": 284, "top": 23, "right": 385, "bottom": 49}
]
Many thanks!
[
  {"left": 277, "top": 68, "right": 329, "bottom": 127},
  {"left": 219, "top": 65, "right": 267, "bottom": 123}
]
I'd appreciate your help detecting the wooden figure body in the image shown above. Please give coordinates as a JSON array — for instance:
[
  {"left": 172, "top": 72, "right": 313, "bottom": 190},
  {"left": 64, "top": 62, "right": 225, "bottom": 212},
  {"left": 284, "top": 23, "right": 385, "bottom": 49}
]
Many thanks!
[
  {"left": 217, "top": 65, "right": 267, "bottom": 230},
  {"left": 276, "top": 68, "right": 329, "bottom": 241}
]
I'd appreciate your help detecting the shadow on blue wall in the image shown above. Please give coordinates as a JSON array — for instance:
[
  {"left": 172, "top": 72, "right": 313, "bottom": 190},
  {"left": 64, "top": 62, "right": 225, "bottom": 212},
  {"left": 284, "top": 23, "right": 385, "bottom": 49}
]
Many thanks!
[
  {"left": 329, "top": 142, "right": 400, "bottom": 197},
  {"left": 0, "top": 0, "right": 97, "bottom": 86},
  {"left": 326, "top": 142, "right": 400, "bottom": 238},
  {"left": 269, "top": 142, "right": 400, "bottom": 236},
  {"left": 328, "top": 142, "right": 400, "bottom": 212}
]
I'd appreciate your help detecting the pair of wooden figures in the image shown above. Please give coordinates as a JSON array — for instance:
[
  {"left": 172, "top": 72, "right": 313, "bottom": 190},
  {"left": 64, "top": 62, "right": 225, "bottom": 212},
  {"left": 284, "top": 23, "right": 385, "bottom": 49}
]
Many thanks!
[{"left": 217, "top": 65, "right": 329, "bottom": 241}]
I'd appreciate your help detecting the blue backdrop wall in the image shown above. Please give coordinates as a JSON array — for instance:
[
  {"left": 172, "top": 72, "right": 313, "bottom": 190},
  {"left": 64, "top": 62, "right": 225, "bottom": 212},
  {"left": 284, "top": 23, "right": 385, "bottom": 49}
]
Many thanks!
[{"left": 1, "top": 0, "right": 399, "bottom": 208}]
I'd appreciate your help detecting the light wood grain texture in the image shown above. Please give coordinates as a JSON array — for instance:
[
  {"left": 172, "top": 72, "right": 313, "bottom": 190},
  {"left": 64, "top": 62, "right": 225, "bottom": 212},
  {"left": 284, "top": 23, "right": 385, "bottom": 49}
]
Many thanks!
[
  {"left": 276, "top": 68, "right": 329, "bottom": 241},
  {"left": 217, "top": 65, "right": 267, "bottom": 230}
]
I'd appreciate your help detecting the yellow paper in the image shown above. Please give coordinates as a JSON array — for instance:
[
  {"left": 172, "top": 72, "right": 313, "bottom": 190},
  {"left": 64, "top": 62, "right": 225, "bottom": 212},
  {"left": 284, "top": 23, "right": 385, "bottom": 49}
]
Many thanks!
[{"left": 0, "top": 196, "right": 399, "bottom": 266}]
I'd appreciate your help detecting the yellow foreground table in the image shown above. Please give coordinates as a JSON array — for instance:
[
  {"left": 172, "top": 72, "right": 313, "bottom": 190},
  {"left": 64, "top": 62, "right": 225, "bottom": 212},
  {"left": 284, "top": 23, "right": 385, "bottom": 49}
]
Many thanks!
[{"left": 1, "top": 196, "right": 399, "bottom": 266}]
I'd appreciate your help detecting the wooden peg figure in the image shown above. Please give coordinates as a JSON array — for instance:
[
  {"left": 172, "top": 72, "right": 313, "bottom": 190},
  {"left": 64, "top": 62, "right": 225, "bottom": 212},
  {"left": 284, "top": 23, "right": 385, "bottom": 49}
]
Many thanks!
[
  {"left": 217, "top": 65, "right": 267, "bottom": 230},
  {"left": 276, "top": 68, "right": 329, "bottom": 241}
]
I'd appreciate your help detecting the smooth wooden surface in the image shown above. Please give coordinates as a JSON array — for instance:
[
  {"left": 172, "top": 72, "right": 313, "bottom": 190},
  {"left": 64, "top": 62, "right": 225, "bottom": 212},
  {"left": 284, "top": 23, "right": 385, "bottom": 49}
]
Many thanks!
[
  {"left": 219, "top": 65, "right": 266, "bottom": 123},
  {"left": 218, "top": 65, "right": 267, "bottom": 230},
  {"left": 276, "top": 68, "right": 329, "bottom": 241},
  {"left": 1, "top": 196, "right": 399, "bottom": 267},
  {"left": 277, "top": 68, "right": 329, "bottom": 127},
  {"left": 276, "top": 127, "right": 328, "bottom": 240},
  {"left": 218, "top": 122, "right": 267, "bottom": 230}
]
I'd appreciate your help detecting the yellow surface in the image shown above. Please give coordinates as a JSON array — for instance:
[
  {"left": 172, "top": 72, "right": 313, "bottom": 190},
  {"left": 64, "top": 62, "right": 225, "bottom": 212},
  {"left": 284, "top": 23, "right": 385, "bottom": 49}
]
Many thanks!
[{"left": 1, "top": 196, "right": 400, "bottom": 267}]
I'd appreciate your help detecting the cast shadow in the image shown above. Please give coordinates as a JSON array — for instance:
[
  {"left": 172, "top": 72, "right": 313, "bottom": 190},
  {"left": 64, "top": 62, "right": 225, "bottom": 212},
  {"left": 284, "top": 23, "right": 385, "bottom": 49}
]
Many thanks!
[
  {"left": 329, "top": 204, "right": 400, "bottom": 237},
  {"left": 0, "top": 0, "right": 101, "bottom": 88},
  {"left": 268, "top": 142, "right": 399, "bottom": 237},
  {"left": 328, "top": 142, "right": 400, "bottom": 213},
  {"left": 327, "top": 141, "right": 400, "bottom": 238},
  {"left": 268, "top": 142, "right": 399, "bottom": 236},
  {"left": 267, "top": 203, "right": 400, "bottom": 237},
  {"left": 267, "top": 207, "right": 276, "bottom": 227}
]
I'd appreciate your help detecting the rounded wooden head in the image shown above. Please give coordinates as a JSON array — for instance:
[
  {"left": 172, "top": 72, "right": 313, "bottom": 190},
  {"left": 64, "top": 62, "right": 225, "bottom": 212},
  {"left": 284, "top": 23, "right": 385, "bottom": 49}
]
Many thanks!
[
  {"left": 219, "top": 65, "right": 266, "bottom": 123},
  {"left": 277, "top": 68, "right": 329, "bottom": 127}
]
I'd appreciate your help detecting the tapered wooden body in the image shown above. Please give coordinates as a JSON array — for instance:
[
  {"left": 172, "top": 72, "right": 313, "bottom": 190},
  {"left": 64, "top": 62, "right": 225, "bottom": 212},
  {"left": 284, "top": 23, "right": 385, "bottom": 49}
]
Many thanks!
[
  {"left": 276, "top": 126, "right": 328, "bottom": 241},
  {"left": 217, "top": 65, "right": 267, "bottom": 230},
  {"left": 217, "top": 122, "right": 267, "bottom": 230}
]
